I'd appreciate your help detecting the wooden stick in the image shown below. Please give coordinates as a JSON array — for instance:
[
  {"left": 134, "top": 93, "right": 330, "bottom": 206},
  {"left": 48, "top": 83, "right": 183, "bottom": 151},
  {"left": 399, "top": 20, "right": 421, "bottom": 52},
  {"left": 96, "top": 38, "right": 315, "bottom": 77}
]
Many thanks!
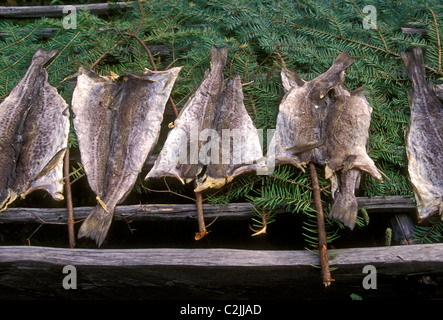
[
  {"left": 309, "top": 162, "right": 333, "bottom": 286},
  {"left": 63, "top": 147, "right": 75, "bottom": 248},
  {"left": 0, "top": 2, "right": 129, "bottom": 18},
  {"left": 194, "top": 181, "right": 208, "bottom": 240}
]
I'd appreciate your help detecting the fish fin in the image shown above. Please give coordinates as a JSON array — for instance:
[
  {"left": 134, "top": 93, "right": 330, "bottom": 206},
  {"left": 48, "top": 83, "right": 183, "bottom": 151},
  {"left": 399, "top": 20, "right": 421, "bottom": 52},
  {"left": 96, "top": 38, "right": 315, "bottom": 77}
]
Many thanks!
[
  {"left": 78, "top": 205, "right": 114, "bottom": 246},
  {"left": 276, "top": 52, "right": 305, "bottom": 91},
  {"left": 350, "top": 159, "right": 383, "bottom": 181},
  {"left": 35, "top": 148, "right": 67, "bottom": 180},
  {"left": 325, "top": 165, "right": 334, "bottom": 180},
  {"left": 0, "top": 189, "right": 17, "bottom": 213},
  {"left": 286, "top": 141, "right": 324, "bottom": 154},
  {"left": 333, "top": 51, "right": 355, "bottom": 70},
  {"left": 281, "top": 67, "right": 305, "bottom": 91},
  {"left": 351, "top": 87, "right": 367, "bottom": 98},
  {"left": 329, "top": 192, "right": 358, "bottom": 230}
]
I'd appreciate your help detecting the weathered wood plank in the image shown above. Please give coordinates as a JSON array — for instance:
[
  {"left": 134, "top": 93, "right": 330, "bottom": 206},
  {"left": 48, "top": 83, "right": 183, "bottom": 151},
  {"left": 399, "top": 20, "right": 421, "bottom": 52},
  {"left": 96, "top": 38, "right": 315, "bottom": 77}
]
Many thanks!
[
  {"left": 0, "top": 196, "right": 415, "bottom": 224},
  {"left": 1, "top": 243, "right": 442, "bottom": 268},
  {"left": 0, "top": 2, "right": 129, "bottom": 18},
  {"left": 0, "top": 244, "right": 442, "bottom": 299},
  {"left": 0, "top": 203, "right": 254, "bottom": 224}
]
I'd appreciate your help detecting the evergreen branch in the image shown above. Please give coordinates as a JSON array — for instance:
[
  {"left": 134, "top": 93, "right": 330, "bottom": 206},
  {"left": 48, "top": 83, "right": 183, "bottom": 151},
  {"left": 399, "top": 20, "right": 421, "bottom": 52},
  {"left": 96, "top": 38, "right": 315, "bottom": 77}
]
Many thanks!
[
  {"left": 0, "top": 23, "right": 41, "bottom": 53},
  {"left": 46, "top": 30, "right": 82, "bottom": 70},
  {"left": 0, "top": 46, "right": 36, "bottom": 76},
  {"left": 426, "top": 3, "right": 441, "bottom": 73}
]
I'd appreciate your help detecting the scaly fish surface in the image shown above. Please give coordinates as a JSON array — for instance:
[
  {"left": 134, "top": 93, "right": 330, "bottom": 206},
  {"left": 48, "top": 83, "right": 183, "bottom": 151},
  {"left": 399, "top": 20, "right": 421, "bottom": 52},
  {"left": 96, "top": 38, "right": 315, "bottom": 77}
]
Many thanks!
[
  {"left": 73, "top": 66, "right": 181, "bottom": 246},
  {"left": 402, "top": 47, "right": 443, "bottom": 221},
  {"left": 146, "top": 46, "right": 266, "bottom": 192},
  {"left": 325, "top": 88, "right": 382, "bottom": 229},
  {"left": 0, "top": 48, "right": 69, "bottom": 211},
  {"left": 269, "top": 52, "right": 355, "bottom": 168}
]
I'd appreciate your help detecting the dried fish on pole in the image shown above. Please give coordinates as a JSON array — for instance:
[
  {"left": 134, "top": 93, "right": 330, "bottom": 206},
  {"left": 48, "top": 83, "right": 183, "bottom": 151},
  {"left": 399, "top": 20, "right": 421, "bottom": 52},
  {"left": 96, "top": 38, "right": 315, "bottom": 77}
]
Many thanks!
[
  {"left": 324, "top": 88, "right": 383, "bottom": 229},
  {"left": 146, "top": 46, "right": 266, "bottom": 238},
  {"left": 72, "top": 66, "right": 181, "bottom": 246},
  {"left": 146, "top": 46, "right": 266, "bottom": 192},
  {"left": 0, "top": 48, "right": 69, "bottom": 212},
  {"left": 269, "top": 52, "right": 355, "bottom": 168},
  {"left": 402, "top": 47, "right": 443, "bottom": 221}
]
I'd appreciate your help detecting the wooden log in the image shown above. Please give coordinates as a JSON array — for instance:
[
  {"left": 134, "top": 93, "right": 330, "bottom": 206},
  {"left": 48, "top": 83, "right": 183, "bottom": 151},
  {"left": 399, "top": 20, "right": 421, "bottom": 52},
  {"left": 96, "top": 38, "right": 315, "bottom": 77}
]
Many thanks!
[
  {"left": 0, "top": 2, "right": 129, "bottom": 18},
  {"left": 0, "top": 196, "right": 416, "bottom": 224},
  {"left": 0, "top": 196, "right": 415, "bottom": 224},
  {"left": 0, "top": 203, "right": 255, "bottom": 224},
  {"left": 0, "top": 244, "right": 442, "bottom": 299}
]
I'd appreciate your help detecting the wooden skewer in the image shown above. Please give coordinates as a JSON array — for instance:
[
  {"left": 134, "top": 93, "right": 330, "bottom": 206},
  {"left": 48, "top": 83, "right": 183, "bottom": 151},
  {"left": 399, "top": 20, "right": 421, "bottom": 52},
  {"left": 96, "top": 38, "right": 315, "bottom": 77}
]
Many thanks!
[
  {"left": 194, "top": 181, "right": 208, "bottom": 240},
  {"left": 63, "top": 147, "right": 75, "bottom": 248},
  {"left": 309, "top": 162, "right": 333, "bottom": 286}
]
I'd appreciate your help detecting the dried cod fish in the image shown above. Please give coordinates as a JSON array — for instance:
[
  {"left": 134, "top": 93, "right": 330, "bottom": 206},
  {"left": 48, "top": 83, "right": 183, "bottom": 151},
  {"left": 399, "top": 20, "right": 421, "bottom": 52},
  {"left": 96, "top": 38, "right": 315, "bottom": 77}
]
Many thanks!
[
  {"left": 325, "top": 88, "right": 383, "bottom": 229},
  {"left": 402, "top": 47, "right": 443, "bottom": 221},
  {"left": 270, "top": 52, "right": 355, "bottom": 168},
  {"left": 0, "top": 48, "right": 69, "bottom": 211},
  {"left": 73, "top": 66, "right": 181, "bottom": 246},
  {"left": 146, "top": 46, "right": 266, "bottom": 192}
]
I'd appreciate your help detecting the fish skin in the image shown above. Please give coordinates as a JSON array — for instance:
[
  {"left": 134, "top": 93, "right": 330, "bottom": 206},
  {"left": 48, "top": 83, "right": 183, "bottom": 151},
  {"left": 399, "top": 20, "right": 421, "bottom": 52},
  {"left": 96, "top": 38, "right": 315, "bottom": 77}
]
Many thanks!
[
  {"left": 146, "top": 46, "right": 227, "bottom": 184},
  {"left": 325, "top": 88, "right": 382, "bottom": 228},
  {"left": 329, "top": 169, "right": 360, "bottom": 230},
  {"left": 73, "top": 66, "right": 181, "bottom": 246},
  {"left": 324, "top": 89, "right": 382, "bottom": 181},
  {"left": 146, "top": 46, "right": 266, "bottom": 192},
  {"left": 194, "top": 75, "right": 266, "bottom": 192},
  {"left": 0, "top": 48, "right": 69, "bottom": 211},
  {"left": 402, "top": 47, "right": 443, "bottom": 221},
  {"left": 270, "top": 52, "right": 355, "bottom": 168}
]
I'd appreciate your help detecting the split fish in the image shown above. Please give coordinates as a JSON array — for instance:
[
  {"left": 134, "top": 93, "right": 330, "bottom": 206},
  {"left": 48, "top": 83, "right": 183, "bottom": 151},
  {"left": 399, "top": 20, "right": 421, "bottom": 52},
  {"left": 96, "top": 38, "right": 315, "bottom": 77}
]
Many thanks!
[
  {"left": 146, "top": 46, "right": 266, "bottom": 192},
  {"left": 269, "top": 52, "right": 355, "bottom": 168},
  {"left": 72, "top": 66, "right": 181, "bottom": 246},
  {"left": 402, "top": 47, "right": 443, "bottom": 221},
  {"left": 0, "top": 48, "right": 69, "bottom": 211},
  {"left": 325, "top": 88, "right": 383, "bottom": 229}
]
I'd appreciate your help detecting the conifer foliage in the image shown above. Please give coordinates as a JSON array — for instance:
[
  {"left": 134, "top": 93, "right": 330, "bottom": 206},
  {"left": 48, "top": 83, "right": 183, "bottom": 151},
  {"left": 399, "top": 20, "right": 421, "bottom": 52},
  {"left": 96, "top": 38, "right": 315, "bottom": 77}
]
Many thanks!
[{"left": 0, "top": 0, "right": 442, "bottom": 244}]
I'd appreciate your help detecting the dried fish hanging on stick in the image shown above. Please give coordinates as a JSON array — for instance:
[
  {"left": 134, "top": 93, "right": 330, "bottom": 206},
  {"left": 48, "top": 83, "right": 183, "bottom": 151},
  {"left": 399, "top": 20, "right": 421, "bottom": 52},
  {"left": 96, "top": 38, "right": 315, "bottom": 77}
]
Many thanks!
[
  {"left": 72, "top": 66, "right": 181, "bottom": 246},
  {"left": 146, "top": 46, "right": 266, "bottom": 237},
  {"left": 324, "top": 88, "right": 383, "bottom": 229},
  {"left": 270, "top": 52, "right": 355, "bottom": 168},
  {"left": 271, "top": 52, "right": 382, "bottom": 285},
  {"left": 272, "top": 52, "right": 382, "bottom": 229},
  {"left": 0, "top": 48, "right": 69, "bottom": 212},
  {"left": 402, "top": 47, "right": 443, "bottom": 221}
]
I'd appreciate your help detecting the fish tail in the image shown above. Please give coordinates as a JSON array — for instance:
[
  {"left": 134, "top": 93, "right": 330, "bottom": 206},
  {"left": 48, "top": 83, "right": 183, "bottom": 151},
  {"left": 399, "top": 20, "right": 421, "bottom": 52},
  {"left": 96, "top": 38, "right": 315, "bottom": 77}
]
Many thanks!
[
  {"left": 401, "top": 47, "right": 426, "bottom": 88},
  {"left": 78, "top": 204, "right": 114, "bottom": 246},
  {"left": 329, "top": 192, "right": 358, "bottom": 230},
  {"left": 32, "top": 48, "right": 59, "bottom": 65},
  {"left": 210, "top": 46, "right": 228, "bottom": 69},
  {"left": 332, "top": 51, "right": 355, "bottom": 70}
]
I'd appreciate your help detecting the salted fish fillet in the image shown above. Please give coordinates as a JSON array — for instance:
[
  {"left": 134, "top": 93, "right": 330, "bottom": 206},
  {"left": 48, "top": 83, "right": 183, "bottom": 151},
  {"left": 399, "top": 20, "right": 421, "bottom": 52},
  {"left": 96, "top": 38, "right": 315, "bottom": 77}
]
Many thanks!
[
  {"left": 0, "top": 48, "right": 69, "bottom": 211},
  {"left": 269, "top": 52, "right": 355, "bottom": 168},
  {"left": 325, "top": 88, "right": 382, "bottom": 229},
  {"left": 73, "top": 66, "right": 181, "bottom": 246},
  {"left": 146, "top": 46, "right": 266, "bottom": 192},
  {"left": 402, "top": 47, "right": 443, "bottom": 221}
]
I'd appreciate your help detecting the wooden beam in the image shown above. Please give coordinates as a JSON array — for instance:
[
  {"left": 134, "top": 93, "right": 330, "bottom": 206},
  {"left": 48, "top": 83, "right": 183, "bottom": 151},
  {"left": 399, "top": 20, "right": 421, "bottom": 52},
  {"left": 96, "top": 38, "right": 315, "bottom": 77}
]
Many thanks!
[
  {"left": 0, "top": 2, "right": 129, "bottom": 18},
  {"left": 0, "top": 196, "right": 415, "bottom": 224},
  {"left": 0, "top": 244, "right": 442, "bottom": 299},
  {"left": 0, "top": 203, "right": 255, "bottom": 224}
]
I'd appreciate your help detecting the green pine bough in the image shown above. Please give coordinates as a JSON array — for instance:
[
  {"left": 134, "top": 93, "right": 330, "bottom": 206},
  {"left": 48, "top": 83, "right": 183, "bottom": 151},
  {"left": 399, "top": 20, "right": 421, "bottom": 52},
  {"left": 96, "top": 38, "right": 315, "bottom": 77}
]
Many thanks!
[{"left": 0, "top": 0, "right": 442, "bottom": 245}]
